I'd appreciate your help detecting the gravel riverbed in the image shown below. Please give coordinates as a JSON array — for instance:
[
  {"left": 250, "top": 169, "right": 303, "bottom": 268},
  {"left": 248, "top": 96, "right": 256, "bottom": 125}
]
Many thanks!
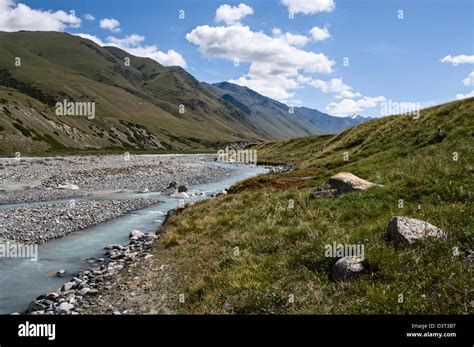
[
  {"left": 0, "top": 154, "right": 232, "bottom": 204},
  {"left": 0, "top": 154, "right": 234, "bottom": 244}
]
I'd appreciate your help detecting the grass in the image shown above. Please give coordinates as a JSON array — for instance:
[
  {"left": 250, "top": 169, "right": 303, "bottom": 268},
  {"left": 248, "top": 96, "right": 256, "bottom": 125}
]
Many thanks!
[
  {"left": 0, "top": 31, "right": 269, "bottom": 155},
  {"left": 150, "top": 98, "right": 473, "bottom": 314}
]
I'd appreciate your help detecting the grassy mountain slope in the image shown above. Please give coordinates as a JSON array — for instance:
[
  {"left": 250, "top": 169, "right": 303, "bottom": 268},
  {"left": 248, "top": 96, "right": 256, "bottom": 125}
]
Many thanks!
[
  {"left": 1, "top": 31, "right": 314, "bottom": 154},
  {"left": 138, "top": 98, "right": 473, "bottom": 314}
]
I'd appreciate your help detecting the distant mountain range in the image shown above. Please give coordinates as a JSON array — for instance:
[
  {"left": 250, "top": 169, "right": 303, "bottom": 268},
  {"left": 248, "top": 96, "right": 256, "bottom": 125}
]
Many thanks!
[
  {"left": 0, "top": 31, "right": 369, "bottom": 154},
  {"left": 206, "top": 82, "right": 369, "bottom": 136}
]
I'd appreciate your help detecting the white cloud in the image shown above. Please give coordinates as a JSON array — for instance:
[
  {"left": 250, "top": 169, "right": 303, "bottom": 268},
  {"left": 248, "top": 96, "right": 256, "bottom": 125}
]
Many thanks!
[
  {"left": 74, "top": 33, "right": 187, "bottom": 68},
  {"left": 84, "top": 13, "right": 95, "bottom": 21},
  {"left": 186, "top": 24, "right": 333, "bottom": 100},
  {"left": 309, "top": 77, "right": 361, "bottom": 98},
  {"left": 74, "top": 33, "right": 105, "bottom": 45},
  {"left": 0, "top": 0, "right": 81, "bottom": 31},
  {"left": 326, "top": 96, "right": 386, "bottom": 116},
  {"left": 106, "top": 34, "right": 145, "bottom": 47},
  {"left": 100, "top": 17, "right": 120, "bottom": 32},
  {"left": 310, "top": 26, "right": 331, "bottom": 42},
  {"left": 272, "top": 28, "right": 308, "bottom": 47},
  {"left": 281, "top": 0, "right": 335, "bottom": 15},
  {"left": 462, "top": 72, "right": 474, "bottom": 86},
  {"left": 230, "top": 74, "right": 299, "bottom": 100},
  {"left": 215, "top": 3, "right": 253, "bottom": 25},
  {"left": 455, "top": 90, "right": 474, "bottom": 100},
  {"left": 441, "top": 54, "right": 474, "bottom": 66}
]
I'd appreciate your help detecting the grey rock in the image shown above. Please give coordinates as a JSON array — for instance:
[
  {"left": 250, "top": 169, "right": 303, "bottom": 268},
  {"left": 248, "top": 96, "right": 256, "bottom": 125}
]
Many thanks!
[
  {"left": 58, "top": 302, "right": 74, "bottom": 313},
  {"left": 331, "top": 256, "right": 366, "bottom": 281},
  {"left": 129, "top": 230, "right": 145, "bottom": 239},
  {"left": 177, "top": 183, "right": 188, "bottom": 192},
  {"left": 61, "top": 282, "right": 76, "bottom": 292},
  {"left": 385, "top": 216, "right": 447, "bottom": 246},
  {"left": 327, "top": 172, "right": 380, "bottom": 195}
]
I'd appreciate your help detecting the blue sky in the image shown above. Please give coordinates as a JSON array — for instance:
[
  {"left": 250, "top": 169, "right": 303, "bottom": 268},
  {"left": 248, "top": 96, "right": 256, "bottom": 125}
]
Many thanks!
[{"left": 1, "top": 0, "right": 473, "bottom": 117}]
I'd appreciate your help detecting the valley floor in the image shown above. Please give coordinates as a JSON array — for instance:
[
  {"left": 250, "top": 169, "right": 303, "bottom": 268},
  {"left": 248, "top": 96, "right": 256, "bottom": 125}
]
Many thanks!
[
  {"left": 78, "top": 99, "right": 473, "bottom": 315},
  {"left": 0, "top": 154, "right": 233, "bottom": 243}
]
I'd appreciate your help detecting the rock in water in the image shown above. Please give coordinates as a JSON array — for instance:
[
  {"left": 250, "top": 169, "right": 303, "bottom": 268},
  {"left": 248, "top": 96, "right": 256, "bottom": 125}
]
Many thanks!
[
  {"left": 385, "top": 216, "right": 447, "bottom": 246},
  {"left": 331, "top": 256, "right": 366, "bottom": 281},
  {"left": 129, "top": 230, "right": 145, "bottom": 239},
  {"left": 170, "top": 192, "right": 189, "bottom": 199},
  {"left": 328, "top": 172, "right": 379, "bottom": 194},
  {"left": 177, "top": 183, "right": 188, "bottom": 193}
]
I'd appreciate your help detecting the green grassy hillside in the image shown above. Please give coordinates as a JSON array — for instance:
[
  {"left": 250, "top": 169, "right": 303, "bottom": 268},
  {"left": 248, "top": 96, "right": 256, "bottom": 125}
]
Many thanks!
[
  {"left": 145, "top": 98, "right": 473, "bottom": 314},
  {"left": 1, "top": 31, "right": 320, "bottom": 155}
]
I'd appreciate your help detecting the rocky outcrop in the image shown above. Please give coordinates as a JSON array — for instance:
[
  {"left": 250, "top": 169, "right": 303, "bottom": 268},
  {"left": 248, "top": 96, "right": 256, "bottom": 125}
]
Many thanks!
[{"left": 385, "top": 216, "right": 447, "bottom": 246}]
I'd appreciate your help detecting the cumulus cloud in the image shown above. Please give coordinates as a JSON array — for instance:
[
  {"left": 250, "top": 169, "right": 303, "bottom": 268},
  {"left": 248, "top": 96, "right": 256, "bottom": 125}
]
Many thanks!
[
  {"left": 272, "top": 28, "right": 308, "bottom": 47},
  {"left": 186, "top": 24, "right": 333, "bottom": 100},
  {"left": 309, "top": 78, "right": 361, "bottom": 98},
  {"left": 441, "top": 54, "right": 474, "bottom": 65},
  {"left": 74, "top": 33, "right": 187, "bottom": 68},
  {"left": 455, "top": 90, "right": 474, "bottom": 100},
  {"left": 84, "top": 13, "right": 95, "bottom": 21},
  {"left": 215, "top": 3, "right": 253, "bottom": 25},
  {"left": 326, "top": 96, "right": 386, "bottom": 116},
  {"left": 462, "top": 72, "right": 474, "bottom": 86},
  {"left": 0, "top": 0, "right": 81, "bottom": 31},
  {"left": 281, "top": 0, "right": 335, "bottom": 15},
  {"left": 310, "top": 26, "right": 330, "bottom": 41},
  {"left": 100, "top": 17, "right": 120, "bottom": 32}
]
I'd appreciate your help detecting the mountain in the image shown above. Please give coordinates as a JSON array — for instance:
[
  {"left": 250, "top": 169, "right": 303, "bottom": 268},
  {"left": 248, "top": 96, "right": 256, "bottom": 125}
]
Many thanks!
[
  {"left": 206, "top": 81, "right": 369, "bottom": 135},
  {"left": 294, "top": 107, "right": 369, "bottom": 134},
  {"left": 203, "top": 82, "right": 321, "bottom": 139},
  {"left": 0, "top": 31, "right": 317, "bottom": 155}
]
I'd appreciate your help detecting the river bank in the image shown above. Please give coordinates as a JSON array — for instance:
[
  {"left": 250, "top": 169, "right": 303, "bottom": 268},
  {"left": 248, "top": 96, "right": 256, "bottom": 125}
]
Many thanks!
[{"left": 0, "top": 156, "right": 271, "bottom": 314}]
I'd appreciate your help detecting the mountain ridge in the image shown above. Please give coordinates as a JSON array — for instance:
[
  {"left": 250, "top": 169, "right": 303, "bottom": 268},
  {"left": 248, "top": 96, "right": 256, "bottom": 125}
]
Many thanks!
[{"left": 0, "top": 31, "right": 367, "bottom": 155}]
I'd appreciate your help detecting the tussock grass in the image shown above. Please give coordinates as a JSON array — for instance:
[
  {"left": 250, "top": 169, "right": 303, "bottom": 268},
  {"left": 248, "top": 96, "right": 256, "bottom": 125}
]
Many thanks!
[{"left": 153, "top": 98, "right": 473, "bottom": 314}]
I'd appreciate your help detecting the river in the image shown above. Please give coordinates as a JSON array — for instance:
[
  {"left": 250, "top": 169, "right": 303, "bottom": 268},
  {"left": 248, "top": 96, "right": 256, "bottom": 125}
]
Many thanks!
[{"left": 0, "top": 161, "right": 267, "bottom": 314}]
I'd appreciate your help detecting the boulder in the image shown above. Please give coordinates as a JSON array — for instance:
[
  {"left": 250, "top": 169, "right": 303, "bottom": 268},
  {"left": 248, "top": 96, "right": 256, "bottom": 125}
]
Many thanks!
[
  {"left": 129, "top": 230, "right": 145, "bottom": 239},
  {"left": 58, "top": 302, "right": 74, "bottom": 313},
  {"left": 385, "top": 216, "right": 447, "bottom": 246},
  {"left": 56, "top": 269, "right": 66, "bottom": 277},
  {"left": 61, "top": 282, "right": 76, "bottom": 292},
  {"left": 45, "top": 292, "right": 59, "bottom": 300},
  {"left": 26, "top": 300, "right": 46, "bottom": 313},
  {"left": 177, "top": 183, "right": 188, "bottom": 193},
  {"left": 167, "top": 182, "right": 177, "bottom": 189},
  {"left": 76, "top": 288, "right": 91, "bottom": 297},
  {"left": 331, "top": 256, "right": 366, "bottom": 281},
  {"left": 327, "top": 172, "right": 379, "bottom": 194}
]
